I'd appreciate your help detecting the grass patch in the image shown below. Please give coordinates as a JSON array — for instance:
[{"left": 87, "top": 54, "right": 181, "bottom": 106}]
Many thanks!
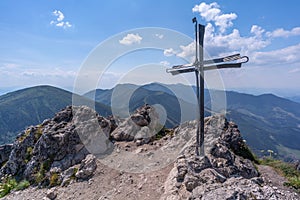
[
  {"left": 155, "top": 127, "right": 174, "bottom": 140},
  {"left": 15, "top": 180, "right": 30, "bottom": 191},
  {"left": 34, "top": 125, "right": 43, "bottom": 141},
  {"left": 259, "top": 157, "right": 300, "bottom": 191},
  {"left": 34, "top": 159, "right": 51, "bottom": 185},
  {"left": 17, "top": 129, "right": 31, "bottom": 143},
  {"left": 24, "top": 146, "right": 33, "bottom": 163},
  {"left": 49, "top": 172, "right": 61, "bottom": 187},
  {"left": 0, "top": 176, "right": 30, "bottom": 198}
]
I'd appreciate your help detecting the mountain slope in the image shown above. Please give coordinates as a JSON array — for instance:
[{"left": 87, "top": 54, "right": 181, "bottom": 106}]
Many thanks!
[
  {"left": 223, "top": 91, "right": 300, "bottom": 159},
  {"left": 0, "top": 85, "right": 111, "bottom": 144}
]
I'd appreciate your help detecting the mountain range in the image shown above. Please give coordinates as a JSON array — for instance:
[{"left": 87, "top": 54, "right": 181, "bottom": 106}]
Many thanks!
[{"left": 1, "top": 83, "right": 300, "bottom": 161}]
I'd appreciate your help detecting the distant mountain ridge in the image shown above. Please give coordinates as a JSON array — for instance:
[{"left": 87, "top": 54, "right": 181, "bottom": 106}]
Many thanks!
[
  {"left": 0, "top": 85, "right": 111, "bottom": 144},
  {"left": 85, "top": 83, "right": 198, "bottom": 128},
  {"left": 288, "top": 95, "right": 300, "bottom": 104}
]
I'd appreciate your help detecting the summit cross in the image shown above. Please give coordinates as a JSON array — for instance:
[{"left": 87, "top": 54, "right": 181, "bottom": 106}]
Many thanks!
[{"left": 166, "top": 17, "right": 249, "bottom": 156}]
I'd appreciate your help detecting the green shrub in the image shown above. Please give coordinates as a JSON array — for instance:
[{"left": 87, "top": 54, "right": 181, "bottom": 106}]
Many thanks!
[
  {"left": 34, "top": 125, "right": 43, "bottom": 141},
  {"left": 286, "top": 176, "right": 300, "bottom": 190},
  {"left": 17, "top": 129, "right": 31, "bottom": 143},
  {"left": 0, "top": 176, "right": 17, "bottom": 197},
  {"left": 155, "top": 127, "right": 174, "bottom": 140},
  {"left": 49, "top": 172, "right": 60, "bottom": 187},
  {"left": 0, "top": 177, "right": 30, "bottom": 198},
  {"left": 24, "top": 146, "right": 33, "bottom": 163},
  {"left": 72, "top": 167, "right": 78, "bottom": 179},
  {"left": 34, "top": 160, "right": 49, "bottom": 184},
  {"left": 35, "top": 171, "right": 45, "bottom": 184},
  {"left": 15, "top": 180, "right": 30, "bottom": 191}
]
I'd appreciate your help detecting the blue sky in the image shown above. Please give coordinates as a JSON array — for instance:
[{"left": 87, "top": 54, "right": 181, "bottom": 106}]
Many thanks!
[{"left": 0, "top": 0, "right": 300, "bottom": 96}]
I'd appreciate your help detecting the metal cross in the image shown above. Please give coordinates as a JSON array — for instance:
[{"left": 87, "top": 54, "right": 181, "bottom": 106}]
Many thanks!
[{"left": 166, "top": 17, "right": 249, "bottom": 157}]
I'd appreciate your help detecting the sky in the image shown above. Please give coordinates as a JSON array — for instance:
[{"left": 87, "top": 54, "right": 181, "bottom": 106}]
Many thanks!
[{"left": 0, "top": 0, "right": 300, "bottom": 97}]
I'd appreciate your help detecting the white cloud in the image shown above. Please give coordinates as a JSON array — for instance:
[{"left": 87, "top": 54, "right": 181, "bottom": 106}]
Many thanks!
[
  {"left": 192, "top": 2, "right": 237, "bottom": 33},
  {"left": 214, "top": 13, "right": 237, "bottom": 33},
  {"left": 251, "top": 25, "right": 265, "bottom": 38},
  {"left": 53, "top": 10, "right": 64, "bottom": 22},
  {"left": 21, "top": 68, "right": 76, "bottom": 78},
  {"left": 252, "top": 43, "right": 300, "bottom": 65},
  {"left": 288, "top": 68, "right": 300, "bottom": 73},
  {"left": 50, "top": 10, "right": 72, "bottom": 29},
  {"left": 192, "top": 2, "right": 220, "bottom": 21},
  {"left": 177, "top": 42, "right": 196, "bottom": 59},
  {"left": 163, "top": 48, "right": 176, "bottom": 57},
  {"left": 155, "top": 34, "right": 164, "bottom": 39},
  {"left": 171, "top": 27, "right": 270, "bottom": 61},
  {"left": 267, "top": 27, "right": 300, "bottom": 38},
  {"left": 160, "top": 61, "right": 170, "bottom": 66},
  {"left": 119, "top": 33, "right": 142, "bottom": 45}
]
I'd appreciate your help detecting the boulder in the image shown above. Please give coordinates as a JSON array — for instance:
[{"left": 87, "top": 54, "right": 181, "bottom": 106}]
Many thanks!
[
  {"left": 75, "top": 154, "right": 97, "bottom": 180},
  {"left": 111, "top": 104, "right": 162, "bottom": 144}
]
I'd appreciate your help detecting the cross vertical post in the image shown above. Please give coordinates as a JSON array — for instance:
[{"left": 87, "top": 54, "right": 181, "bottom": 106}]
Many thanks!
[
  {"left": 198, "top": 24, "right": 205, "bottom": 156},
  {"left": 193, "top": 18, "right": 200, "bottom": 156}
]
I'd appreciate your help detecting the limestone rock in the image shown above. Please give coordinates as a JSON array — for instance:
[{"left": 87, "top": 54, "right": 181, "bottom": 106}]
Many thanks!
[
  {"left": 111, "top": 104, "right": 162, "bottom": 145},
  {"left": 75, "top": 154, "right": 97, "bottom": 180},
  {"left": 0, "top": 106, "right": 105, "bottom": 187},
  {"left": 46, "top": 188, "right": 57, "bottom": 200},
  {"left": 161, "top": 115, "right": 272, "bottom": 200},
  {"left": 0, "top": 144, "right": 13, "bottom": 166}
]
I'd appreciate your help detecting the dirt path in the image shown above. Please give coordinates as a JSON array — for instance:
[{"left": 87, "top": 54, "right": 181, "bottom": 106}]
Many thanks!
[{"left": 257, "top": 165, "right": 296, "bottom": 192}]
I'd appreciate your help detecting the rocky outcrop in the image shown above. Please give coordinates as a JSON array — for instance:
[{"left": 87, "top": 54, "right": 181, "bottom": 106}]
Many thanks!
[
  {"left": 0, "top": 144, "right": 13, "bottom": 166},
  {"left": 160, "top": 115, "right": 298, "bottom": 200},
  {"left": 0, "top": 106, "right": 105, "bottom": 187},
  {"left": 111, "top": 104, "right": 162, "bottom": 145},
  {"left": 75, "top": 154, "right": 97, "bottom": 180}
]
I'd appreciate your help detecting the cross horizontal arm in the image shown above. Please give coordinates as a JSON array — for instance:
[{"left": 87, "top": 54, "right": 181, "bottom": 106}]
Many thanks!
[
  {"left": 203, "top": 54, "right": 241, "bottom": 65},
  {"left": 204, "top": 62, "right": 241, "bottom": 71},
  {"left": 166, "top": 66, "right": 196, "bottom": 75},
  {"left": 166, "top": 55, "right": 248, "bottom": 75}
]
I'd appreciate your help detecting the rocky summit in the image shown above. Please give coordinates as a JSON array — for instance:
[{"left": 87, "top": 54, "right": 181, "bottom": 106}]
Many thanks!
[
  {"left": 0, "top": 105, "right": 299, "bottom": 200},
  {"left": 0, "top": 106, "right": 106, "bottom": 188}
]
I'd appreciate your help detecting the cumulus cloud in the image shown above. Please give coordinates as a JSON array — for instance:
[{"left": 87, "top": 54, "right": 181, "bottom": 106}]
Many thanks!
[
  {"left": 252, "top": 43, "right": 300, "bottom": 65},
  {"left": 160, "top": 61, "right": 170, "bottom": 66},
  {"left": 163, "top": 48, "right": 177, "bottom": 57},
  {"left": 53, "top": 10, "right": 64, "bottom": 21},
  {"left": 119, "top": 33, "right": 142, "bottom": 45},
  {"left": 251, "top": 25, "right": 265, "bottom": 38},
  {"left": 50, "top": 10, "right": 72, "bottom": 29},
  {"left": 193, "top": 2, "right": 237, "bottom": 33},
  {"left": 155, "top": 33, "right": 164, "bottom": 39},
  {"left": 177, "top": 42, "right": 196, "bottom": 59},
  {"left": 267, "top": 27, "right": 300, "bottom": 38}
]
